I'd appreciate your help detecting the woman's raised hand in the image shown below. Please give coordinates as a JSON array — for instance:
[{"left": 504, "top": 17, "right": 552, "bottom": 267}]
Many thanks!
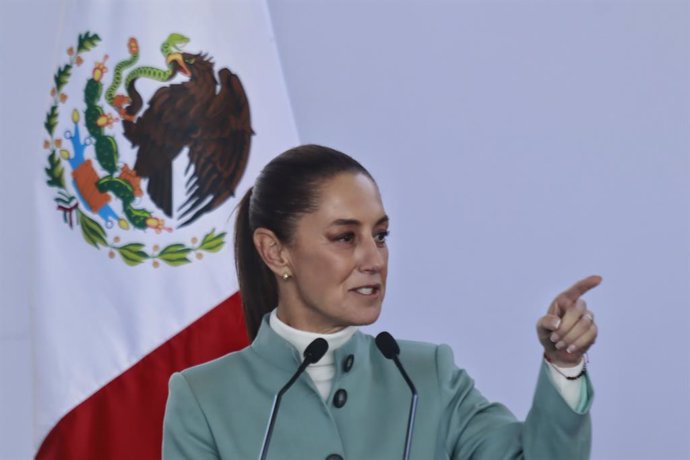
[{"left": 537, "top": 275, "right": 602, "bottom": 367}]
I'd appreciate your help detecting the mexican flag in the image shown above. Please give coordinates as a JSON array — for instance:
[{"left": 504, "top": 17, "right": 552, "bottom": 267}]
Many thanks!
[{"left": 31, "top": 1, "right": 298, "bottom": 457}]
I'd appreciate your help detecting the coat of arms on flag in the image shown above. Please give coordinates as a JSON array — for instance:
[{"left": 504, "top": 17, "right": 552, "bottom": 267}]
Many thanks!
[
  {"left": 31, "top": 3, "right": 298, "bottom": 457},
  {"left": 42, "top": 31, "right": 253, "bottom": 267}
]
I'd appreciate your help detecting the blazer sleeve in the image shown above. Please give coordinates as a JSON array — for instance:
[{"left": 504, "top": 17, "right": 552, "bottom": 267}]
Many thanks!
[
  {"left": 162, "top": 372, "right": 220, "bottom": 460},
  {"left": 436, "top": 345, "right": 593, "bottom": 460}
]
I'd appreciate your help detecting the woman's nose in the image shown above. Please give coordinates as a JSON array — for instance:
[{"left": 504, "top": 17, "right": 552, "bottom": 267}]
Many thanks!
[{"left": 358, "top": 237, "right": 385, "bottom": 273}]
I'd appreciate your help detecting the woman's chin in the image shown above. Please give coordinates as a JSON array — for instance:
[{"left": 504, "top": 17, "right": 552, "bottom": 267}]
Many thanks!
[{"left": 349, "top": 304, "right": 383, "bottom": 327}]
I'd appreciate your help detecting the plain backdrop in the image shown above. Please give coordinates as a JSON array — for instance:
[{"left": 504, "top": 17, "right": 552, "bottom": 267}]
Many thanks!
[{"left": 2, "top": 1, "right": 689, "bottom": 459}]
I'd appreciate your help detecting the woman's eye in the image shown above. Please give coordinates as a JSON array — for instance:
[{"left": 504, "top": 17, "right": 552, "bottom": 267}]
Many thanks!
[
  {"left": 335, "top": 233, "right": 355, "bottom": 243},
  {"left": 374, "top": 230, "right": 389, "bottom": 245}
]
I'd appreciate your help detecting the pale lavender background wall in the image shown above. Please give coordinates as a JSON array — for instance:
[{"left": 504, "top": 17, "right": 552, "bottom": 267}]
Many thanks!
[
  {"left": 2, "top": 0, "right": 689, "bottom": 459},
  {"left": 266, "top": 1, "right": 689, "bottom": 459},
  {"left": 0, "top": 1, "right": 63, "bottom": 459}
]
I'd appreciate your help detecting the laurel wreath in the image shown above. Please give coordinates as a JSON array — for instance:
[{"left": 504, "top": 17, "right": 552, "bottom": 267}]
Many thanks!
[{"left": 43, "top": 31, "right": 227, "bottom": 267}]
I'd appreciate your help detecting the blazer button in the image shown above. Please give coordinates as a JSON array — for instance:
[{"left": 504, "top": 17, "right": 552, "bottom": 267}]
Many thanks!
[
  {"left": 332, "top": 389, "right": 348, "bottom": 408},
  {"left": 325, "top": 455, "right": 343, "bottom": 460},
  {"left": 342, "top": 354, "right": 354, "bottom": 372}
]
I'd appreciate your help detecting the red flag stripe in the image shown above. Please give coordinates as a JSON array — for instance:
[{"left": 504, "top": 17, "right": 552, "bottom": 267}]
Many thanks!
[{"left": 36, "top": 292, "right": 250, "bottom": 460}]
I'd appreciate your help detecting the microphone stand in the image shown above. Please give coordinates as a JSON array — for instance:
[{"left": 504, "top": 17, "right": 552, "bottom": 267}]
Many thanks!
[
  {"left": 258, "top": 337, "right": 328, "bottom": 460},
  {"left": 376, "top": 331, "right": 418, "bottom": 460},
  {"left": 393, "top": 356, "right": 418, "bottom": 460}
]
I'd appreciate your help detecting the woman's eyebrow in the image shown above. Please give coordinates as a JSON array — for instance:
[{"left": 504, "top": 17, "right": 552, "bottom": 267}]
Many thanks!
[{"left": 329, "top": 215, "right": 389, "bottom": 227}]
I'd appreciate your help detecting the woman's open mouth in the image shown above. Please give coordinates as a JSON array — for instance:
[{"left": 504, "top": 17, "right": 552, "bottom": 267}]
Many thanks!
[{"left": 351, "top": 284, "right": 381, "bottom": 296}]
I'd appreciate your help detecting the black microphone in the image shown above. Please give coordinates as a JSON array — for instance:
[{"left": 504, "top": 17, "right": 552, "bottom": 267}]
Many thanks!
[
  {"left": 375, "top": 331, "right": 418, "bottom": 460},
  {"left": 258, "top": 337, "right": 328, "bottom": 460}
]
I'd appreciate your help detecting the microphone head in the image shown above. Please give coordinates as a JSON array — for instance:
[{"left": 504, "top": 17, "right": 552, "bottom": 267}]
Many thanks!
[
  {"left": 303, "top": 338, "right": 329, "bottom": 364},
  {"left": 375, "top": 331, "right": 400, "bottom": 360}
]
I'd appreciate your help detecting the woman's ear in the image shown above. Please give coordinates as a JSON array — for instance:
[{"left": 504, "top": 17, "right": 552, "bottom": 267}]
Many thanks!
[{"left": 253, "top": 228, "right": 289, "bottom": 276}]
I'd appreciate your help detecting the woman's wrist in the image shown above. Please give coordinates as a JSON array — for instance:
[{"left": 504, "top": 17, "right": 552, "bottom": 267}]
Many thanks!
[
  {"left": 544, "top": 352, "right": 587, "bottom": 380},
  {"left": 543, "top": 348, "right": 585, "bottom": 367}
]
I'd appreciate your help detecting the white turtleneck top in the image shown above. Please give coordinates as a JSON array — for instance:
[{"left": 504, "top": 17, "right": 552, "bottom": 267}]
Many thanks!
[
  {"left": 269, "top": 309, "right": 584, "bottom": 410},
  {"left": 270, "top": 309, "right": 357, "bottom": 401}
]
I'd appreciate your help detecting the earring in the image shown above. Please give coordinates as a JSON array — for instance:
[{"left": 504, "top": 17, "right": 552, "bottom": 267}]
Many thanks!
[{"left": 281, "top": 272, "right": 292, "bottom": 281}]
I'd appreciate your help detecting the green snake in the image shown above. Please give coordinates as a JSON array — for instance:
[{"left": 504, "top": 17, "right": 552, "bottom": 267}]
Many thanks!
[
  {"left": 96, "top": 176, "right": 152, "bottom": 229},
  {"left": 83, "top": 65, "right": 155, "bottom": 229},
  {"left": 105, "top": 33, "right": 190, "bottom": 110}
]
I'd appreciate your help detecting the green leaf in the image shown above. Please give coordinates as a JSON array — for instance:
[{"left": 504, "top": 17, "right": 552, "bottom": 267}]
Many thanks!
[
  {"left": 116, "top": 243, "right": 149, "bottom": 266},
  {"left": 198, "top": 229, "right": 226, "bottom": 253},
  {"left": 77, "top": 210, "right": 107, "bottom": 248},
  {"left": 45, "top": 150, "right": 65, "bottom": 188},
  {"left": 55, "top": 196, "right": 73, "bottom": 206},
  {"left": 44, "top": 105, "right": 58, "bottom": 136},
  {"left": 77, "top": 32, "right": 101, "bottom": 53},
  {"left": 55, "top": 191, "right": 76, "bottom": 206},
  {"left": 54, "top": 64, "right": 72, "bottom": 93},
  {"left": 158, "top": 244, "right": 192, "bottom": 266}
]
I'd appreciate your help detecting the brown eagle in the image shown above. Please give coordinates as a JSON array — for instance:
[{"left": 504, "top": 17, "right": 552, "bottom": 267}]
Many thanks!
[{"left": 122, "top": 52, "right": 253, "bottom": 226}]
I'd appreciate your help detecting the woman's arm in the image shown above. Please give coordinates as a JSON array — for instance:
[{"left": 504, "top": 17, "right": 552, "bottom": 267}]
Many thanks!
[
  {"left": 436, "top": 345, "right": 593, "bottom": 460},
  {"left": 442, "top": 276, "right": 601, "bottom": 459}
]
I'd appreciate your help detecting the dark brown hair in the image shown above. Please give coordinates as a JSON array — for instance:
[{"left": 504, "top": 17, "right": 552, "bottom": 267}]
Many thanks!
[{"left": 234, "top": 144, "right": 374, "bottom": 339}]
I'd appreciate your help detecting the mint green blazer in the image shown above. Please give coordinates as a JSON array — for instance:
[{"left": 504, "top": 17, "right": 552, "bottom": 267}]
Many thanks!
[{"left": 163, "top": 317, "right": 593, "bottom": 459}]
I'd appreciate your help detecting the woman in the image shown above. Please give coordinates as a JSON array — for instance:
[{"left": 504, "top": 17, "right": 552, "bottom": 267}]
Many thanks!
[{"left": 163, "top": 144, "right": 600, "bottom": 459}]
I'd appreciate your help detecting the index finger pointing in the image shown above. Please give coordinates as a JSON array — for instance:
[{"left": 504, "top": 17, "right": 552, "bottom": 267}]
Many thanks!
[{"left": 561, "top": 275, "right": 603, "bottom": 301}]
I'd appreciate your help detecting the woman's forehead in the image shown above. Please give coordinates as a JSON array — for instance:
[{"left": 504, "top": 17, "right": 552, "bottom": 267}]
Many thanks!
[{"left": 312, "top": 173, "right": 386, "bottom": 223}]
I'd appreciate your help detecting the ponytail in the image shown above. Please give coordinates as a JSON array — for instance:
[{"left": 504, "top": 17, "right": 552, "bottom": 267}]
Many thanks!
[{"left": 234, "top": 187, "right": 278, "bottom": 340}]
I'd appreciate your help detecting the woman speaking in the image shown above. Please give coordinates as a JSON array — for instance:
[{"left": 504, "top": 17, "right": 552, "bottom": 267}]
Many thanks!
[{"left": 163, "top": 145, "right": 600, "bottom": 459}]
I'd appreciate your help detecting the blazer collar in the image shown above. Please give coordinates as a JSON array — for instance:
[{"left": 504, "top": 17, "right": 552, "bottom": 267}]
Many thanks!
[{"left": 249, "top": 314, "right": 370, "bottom": 374}]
